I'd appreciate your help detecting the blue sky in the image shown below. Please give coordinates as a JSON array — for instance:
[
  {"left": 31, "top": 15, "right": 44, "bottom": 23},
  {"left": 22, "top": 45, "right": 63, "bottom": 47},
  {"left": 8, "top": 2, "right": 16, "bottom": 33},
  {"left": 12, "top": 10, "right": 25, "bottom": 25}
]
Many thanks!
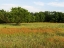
[{"left": 0, "top": 0, "right": 64, "bottom": 12}]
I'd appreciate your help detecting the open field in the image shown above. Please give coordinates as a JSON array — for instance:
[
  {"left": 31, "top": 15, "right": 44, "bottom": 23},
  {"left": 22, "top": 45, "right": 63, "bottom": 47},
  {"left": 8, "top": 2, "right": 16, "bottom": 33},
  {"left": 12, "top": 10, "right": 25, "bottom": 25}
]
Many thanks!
[
  {"left": 0, "top": 23, "right": 64, "bottom": 28},
  {"left": 0, "top": 23, "right": 64, "bottom": 48}
]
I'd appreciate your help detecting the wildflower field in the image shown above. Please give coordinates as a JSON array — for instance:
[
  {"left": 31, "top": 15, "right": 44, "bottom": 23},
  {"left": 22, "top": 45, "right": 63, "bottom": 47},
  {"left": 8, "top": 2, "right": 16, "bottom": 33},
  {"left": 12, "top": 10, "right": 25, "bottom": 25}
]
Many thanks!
[{"left": 0, "top": 23, "right": 64, "bottom": 48}]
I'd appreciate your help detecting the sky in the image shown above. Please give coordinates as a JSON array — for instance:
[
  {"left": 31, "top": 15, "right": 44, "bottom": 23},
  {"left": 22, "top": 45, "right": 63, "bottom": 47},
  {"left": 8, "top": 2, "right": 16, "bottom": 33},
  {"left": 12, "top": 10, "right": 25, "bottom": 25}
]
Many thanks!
[{"left": 0, "top": 0, "right": 64, "bottom": 12}]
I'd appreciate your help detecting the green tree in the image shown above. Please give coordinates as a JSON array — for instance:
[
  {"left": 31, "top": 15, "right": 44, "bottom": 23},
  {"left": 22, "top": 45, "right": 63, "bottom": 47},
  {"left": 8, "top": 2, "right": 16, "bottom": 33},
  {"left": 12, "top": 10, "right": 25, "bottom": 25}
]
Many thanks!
[
  {"left": 44, "top": 11, "right": 51, "bottom": 22},
  {"left": 51, "top": 11, "right": 59, "bottom": 22},
  {"left": 0, "top": 9, "right": 9, "bottom": 23},
  {"left": 11, "top": 7, "right": 31, "bottom": 24},
  {"left": 39, "top": 11, "right": 45, "bottom": 22},
  {"left": 30, "top": 12, "right": 35, "bottom": 22},
  {"left": 35, "top": 12, "right": 40, "bottom": 22}
]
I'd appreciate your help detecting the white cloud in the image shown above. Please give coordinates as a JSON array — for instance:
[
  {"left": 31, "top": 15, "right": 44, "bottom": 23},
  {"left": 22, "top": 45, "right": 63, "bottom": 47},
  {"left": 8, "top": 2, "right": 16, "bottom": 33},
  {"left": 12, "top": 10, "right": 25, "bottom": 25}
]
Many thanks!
[
  {"left": 34, "top": 2, "right": 44, "bottom": 6},
  {"left": 0, "top": 4, "right": 19, "bottom": 11},
  {"left": 48, "top": 2, "right": 64, "bottom": 7},
  {"left": 51, "top": 10, "right": 63, "bottom": 12},
  {"left": 22, "top": 5, "right": 41, "bottom": 12},
  {"left": 0, "top": 4, "right": 41, "bottom": 12}
]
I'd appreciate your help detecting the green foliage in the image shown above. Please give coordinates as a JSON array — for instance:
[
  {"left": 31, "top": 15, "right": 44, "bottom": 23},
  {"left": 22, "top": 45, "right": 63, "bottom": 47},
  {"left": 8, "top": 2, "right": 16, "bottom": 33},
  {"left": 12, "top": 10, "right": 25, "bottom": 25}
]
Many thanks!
[
  {"left": 0, "top": 7, "right": 64, "bottom": 23},
  {"left": 39, "top": 12, "right": 45, "bottom": 22},
  {"left": 10, "top": 7, "right": 31, "bottom": 24},
  {"left": 0, "top": 10, "right": 8, "bottom": 23}
]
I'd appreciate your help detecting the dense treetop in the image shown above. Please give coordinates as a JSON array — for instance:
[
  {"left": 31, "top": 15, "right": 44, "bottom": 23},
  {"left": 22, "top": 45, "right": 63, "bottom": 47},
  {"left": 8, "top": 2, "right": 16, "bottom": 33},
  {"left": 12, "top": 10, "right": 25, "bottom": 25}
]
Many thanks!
[{"left": 0, "top": 7, "right": 64, "bottom": 24}]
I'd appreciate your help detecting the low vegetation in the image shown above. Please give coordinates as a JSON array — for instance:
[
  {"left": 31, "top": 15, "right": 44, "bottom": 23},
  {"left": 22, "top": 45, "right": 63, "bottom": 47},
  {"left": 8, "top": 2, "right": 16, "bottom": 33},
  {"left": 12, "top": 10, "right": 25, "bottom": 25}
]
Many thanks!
[{"left": 0, "top": 23, "right": 64, "bottom": 48}]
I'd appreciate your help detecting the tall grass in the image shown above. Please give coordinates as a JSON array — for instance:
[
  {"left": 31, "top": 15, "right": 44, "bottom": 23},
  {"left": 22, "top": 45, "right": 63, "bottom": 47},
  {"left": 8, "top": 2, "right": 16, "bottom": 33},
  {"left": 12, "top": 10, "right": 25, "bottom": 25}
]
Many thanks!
[
  {"left": 0, "top": 23, "right": 64, "bottom": 28},
  {"left": 0, "top": 23, "right": 64, "bottom": 48},
  {"left": 0, "top": 32, "right": 64, "bottom": 48}
]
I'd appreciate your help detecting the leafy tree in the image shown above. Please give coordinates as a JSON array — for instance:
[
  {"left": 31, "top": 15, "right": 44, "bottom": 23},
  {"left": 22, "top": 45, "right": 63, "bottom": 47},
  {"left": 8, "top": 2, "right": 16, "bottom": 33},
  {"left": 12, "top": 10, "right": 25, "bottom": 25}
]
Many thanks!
[
  {"left": 52, "top": 11, "right": 59, "bottom": 22},
  {"left": 10, "top": 7, "right": 31, "bottom": 24},
  {"left": 35, "top": 12, "right": 40, "bottom": 22},
  {"left": 39, "top": 11, "right": 45, "bottom": 22},
  {"left": 0, "top": 9, "right": 9, "bottom": 23},
  {"left": 44, "top": 11, "right": 51, "bottom": 22},
  {"left": 0, "top": 7, "right": 64, "bottom": 23}
]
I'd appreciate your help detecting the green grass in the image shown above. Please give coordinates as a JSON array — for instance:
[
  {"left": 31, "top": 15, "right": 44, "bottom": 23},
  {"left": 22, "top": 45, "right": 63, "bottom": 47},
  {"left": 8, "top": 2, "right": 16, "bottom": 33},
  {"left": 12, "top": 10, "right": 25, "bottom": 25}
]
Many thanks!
[
  {"left": 0, "top": 32, "right": 64, "bottom": 48},
  {"left": 0, "top": 23, "right": 64, "bottom": 48},
  {"left": 0, "top": 22, "right": 64, "bottom": 28}
]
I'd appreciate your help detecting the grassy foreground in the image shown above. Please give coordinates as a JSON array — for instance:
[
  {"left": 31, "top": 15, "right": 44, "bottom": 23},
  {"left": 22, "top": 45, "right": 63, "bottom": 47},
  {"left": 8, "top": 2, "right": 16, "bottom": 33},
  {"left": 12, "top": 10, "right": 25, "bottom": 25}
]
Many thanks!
[
  {"left": 0, "top": 23, "right": 64, "bottom": 28},
  {"left": 0, "top": 23, "right": 64, "bottom": 48}
]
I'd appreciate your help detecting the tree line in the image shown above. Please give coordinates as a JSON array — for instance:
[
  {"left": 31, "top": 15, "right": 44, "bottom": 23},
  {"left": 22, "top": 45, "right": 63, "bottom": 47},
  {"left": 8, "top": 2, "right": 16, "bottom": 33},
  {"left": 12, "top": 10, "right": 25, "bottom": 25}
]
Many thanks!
[{"left": 0, "top": 7, "right": 64, "bottom": 24}]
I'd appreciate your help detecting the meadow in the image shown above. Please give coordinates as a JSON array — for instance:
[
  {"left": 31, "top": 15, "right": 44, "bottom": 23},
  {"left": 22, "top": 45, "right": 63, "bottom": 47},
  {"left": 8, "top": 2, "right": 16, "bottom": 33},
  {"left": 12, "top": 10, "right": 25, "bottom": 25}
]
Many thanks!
[{"left": 0, "top": 23, "right": 64, "bottom": 48}]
